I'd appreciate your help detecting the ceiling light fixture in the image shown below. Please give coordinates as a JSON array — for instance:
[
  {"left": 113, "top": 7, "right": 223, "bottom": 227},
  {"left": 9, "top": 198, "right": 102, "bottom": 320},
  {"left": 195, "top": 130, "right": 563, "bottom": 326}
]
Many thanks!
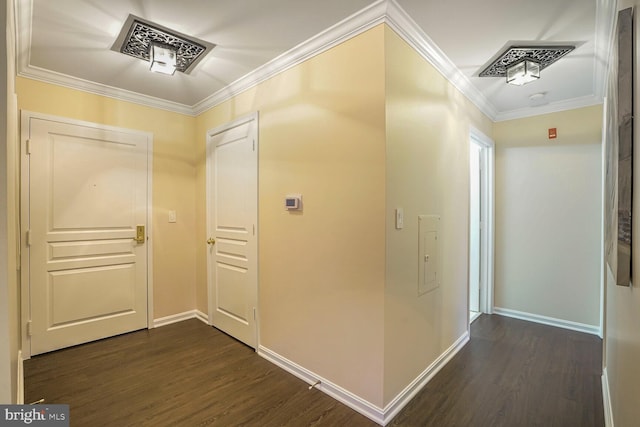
[
  {"left": 150, "top": 43, "right": 177, "bottom": 75},
  {"left": 506, "top": 60, "right": 540, "bottom": 86},
  {"left": 111, "top": 15, "right": 216, "bottom": 75},
  {"left": 479, "top": 45, "right": 575, "bottom": 86}
]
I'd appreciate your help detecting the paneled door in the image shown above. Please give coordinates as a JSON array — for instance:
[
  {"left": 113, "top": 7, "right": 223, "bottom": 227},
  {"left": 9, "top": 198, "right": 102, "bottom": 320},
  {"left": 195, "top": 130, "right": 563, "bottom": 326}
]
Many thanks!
[
  {"left": 206, "top": 113, "right": 258, "bottom": 348},
  {"left": 23, "top": 114, "right": 151, "bottom": 356}
]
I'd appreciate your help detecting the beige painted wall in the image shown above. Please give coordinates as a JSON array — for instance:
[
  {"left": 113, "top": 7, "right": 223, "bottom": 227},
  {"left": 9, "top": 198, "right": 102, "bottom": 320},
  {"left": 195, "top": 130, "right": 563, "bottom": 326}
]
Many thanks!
[
  {"left": 605, "top": 1, "right": 640, "bottom": 425},
  {"left": 494, "top": 106, "right": 603, "bottom": 149},
  {"left": 15, "top": 78, "right": 198, "bottom": 320},
  {"left": 383, "top": 27, "right": 493, "bottom": 404},
  {"left": 196, "top": 25, "right": 387, "bottom": 406},
  {"left": 493, "top": 106, "right": 602, "bottom": 327}
]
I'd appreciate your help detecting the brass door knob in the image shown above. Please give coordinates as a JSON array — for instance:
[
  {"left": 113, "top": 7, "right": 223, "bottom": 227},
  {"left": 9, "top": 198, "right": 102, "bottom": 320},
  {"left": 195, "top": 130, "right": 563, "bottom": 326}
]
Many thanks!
[{"left": 207, "top": 237, "right": 216, "bottom": 245}]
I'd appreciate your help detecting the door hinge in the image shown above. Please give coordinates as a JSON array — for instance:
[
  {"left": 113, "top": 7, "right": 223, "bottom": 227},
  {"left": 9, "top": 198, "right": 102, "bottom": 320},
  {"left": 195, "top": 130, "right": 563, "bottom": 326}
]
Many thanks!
[
  {"left": 253, "top": 308, "right": 256, "bottom": 321},
  {"left": 252, "top": 139, "right": 256, "bottom": 151},
  {"left": 26, "top": 230, "right": 31, "bottom": 246},
  {"left": 27, "top": 321, "right": 32, "bottom": 337},
  {"left": 253, "top": 224, "right": 255, "bottom": 236},
  {"left": 26, "top": 139, "right": 32, "bottom": 155}
]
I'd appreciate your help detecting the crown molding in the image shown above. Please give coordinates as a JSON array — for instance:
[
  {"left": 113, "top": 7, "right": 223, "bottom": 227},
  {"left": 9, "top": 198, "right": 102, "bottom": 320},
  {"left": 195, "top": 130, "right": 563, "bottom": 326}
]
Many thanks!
[
  {"left": 383, "top": 0, "right": 499, "bottom": 121},
  {"left": 18, "top": 64, "right": 196, "bottom": 116},
  {"left": 15, "top": 0, "right": 195, "bottom": 116},
  {"left": 494, "top": 94, "right": 603, "bottom": 122},
  {"left": 15, "top": 0, "right": 605, "bottom": 122},
  {"left": 192, "top": 0, "right": 388, "bottom": 115},
  {"left": 15, "top": 0, "right": 31, "bottom": 78}
]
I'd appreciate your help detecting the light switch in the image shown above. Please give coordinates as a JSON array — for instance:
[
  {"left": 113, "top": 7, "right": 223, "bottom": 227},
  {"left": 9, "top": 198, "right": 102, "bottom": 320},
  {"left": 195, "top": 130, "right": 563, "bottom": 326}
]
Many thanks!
[
  {"left": 395, "top": 208, "right": 404, "bottom": 229},
  {"left": 168, "top": 210, "right": 176, "bottom": 223}
]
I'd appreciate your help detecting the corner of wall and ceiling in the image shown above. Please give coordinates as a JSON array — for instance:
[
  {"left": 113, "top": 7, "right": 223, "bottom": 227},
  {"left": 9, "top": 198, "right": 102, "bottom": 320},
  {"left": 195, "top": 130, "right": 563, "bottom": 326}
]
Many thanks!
[
  {"left": 593, "top": 0, "right": 619, "bottom": 101},
  {"left": 14, "top": 0, "right": 618, "bottom": 122},
  {"left": 382, "top": 0, "right": 499, "bottom": 120},
  {"left": 14, "top": 0, "right": 196, "bottom": 116}
]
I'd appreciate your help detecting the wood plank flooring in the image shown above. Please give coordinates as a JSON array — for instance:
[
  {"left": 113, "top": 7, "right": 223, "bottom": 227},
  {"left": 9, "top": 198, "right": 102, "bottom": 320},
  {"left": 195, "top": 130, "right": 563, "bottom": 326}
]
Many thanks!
[
  {"left": 24, "top": 314, "right": 603, "bottom": 426},
  {"left": 390, "top": 315, "right": 604, "bottom": 426}
]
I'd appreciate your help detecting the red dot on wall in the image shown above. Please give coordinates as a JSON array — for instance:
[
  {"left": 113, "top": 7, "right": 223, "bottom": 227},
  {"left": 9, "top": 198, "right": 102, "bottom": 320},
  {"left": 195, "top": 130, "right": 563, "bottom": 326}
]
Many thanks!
[{"left": 548, "top": 128, "right": 557, "bottom": 139}]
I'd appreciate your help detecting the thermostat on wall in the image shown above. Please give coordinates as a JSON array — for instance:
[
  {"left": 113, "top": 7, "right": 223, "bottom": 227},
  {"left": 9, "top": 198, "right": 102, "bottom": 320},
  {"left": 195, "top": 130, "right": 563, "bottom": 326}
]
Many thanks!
[{"left": 285, "top": 195, "right": 302, "bottom": 211}]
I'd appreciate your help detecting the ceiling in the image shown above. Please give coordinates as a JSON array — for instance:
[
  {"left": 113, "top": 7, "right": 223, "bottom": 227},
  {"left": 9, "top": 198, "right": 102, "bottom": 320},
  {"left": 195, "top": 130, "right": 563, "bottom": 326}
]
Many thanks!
[{"left": 16, "top": 0, "right": 616, "bottom": 121}]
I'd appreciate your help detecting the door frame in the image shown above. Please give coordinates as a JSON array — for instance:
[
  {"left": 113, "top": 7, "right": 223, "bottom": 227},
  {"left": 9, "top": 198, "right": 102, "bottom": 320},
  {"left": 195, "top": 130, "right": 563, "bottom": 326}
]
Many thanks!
[
  {"left": 20, "top": 111, "right": 154, "bottom": 359},
  {"left": 469, "top": 127, "right": 495, "bottom": 318},
  {"left": 205, "top": 112, "right": 259, "bottom": 348}
]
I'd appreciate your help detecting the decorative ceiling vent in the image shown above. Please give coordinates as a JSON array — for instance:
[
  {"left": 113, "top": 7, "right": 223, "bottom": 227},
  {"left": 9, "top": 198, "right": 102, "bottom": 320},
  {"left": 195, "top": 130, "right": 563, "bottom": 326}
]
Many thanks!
[
  {"left": 111, "top": 15, "right": 215, "bottom": 74},
  {"left": 479, "top": 45, "right": 575, "bottom": 78}
]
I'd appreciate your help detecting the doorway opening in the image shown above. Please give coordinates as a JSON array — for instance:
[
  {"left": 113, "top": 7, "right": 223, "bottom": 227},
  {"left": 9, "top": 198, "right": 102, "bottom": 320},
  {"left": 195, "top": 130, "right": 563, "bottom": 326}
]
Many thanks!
[{"left": 469, "top": 128, "right": 495, "bottom": 324}]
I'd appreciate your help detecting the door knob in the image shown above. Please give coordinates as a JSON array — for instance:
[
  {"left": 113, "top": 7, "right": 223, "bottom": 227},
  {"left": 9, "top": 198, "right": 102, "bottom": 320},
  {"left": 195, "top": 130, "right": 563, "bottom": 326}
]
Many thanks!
[{"left": 207, "top": 237, "right": 216, "bottom": 245}]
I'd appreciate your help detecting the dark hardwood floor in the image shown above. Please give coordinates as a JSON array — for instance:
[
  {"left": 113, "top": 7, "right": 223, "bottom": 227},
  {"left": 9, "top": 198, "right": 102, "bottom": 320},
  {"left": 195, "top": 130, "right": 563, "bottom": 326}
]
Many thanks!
[
  {"left": 389, "top": 315, "right": 604, "bottom": 427},
  {"left": 25, "top": 314, "right": 604, "bottom": 426}
]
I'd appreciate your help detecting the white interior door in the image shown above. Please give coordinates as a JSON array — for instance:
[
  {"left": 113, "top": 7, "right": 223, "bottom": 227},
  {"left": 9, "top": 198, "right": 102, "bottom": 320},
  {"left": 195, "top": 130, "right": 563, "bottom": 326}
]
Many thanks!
[
  {"left": 207, "top": 113, "right": 258, "bottom": 348},
  {"left": 23, "top": 114, "right": 150, "bottom": 356}
]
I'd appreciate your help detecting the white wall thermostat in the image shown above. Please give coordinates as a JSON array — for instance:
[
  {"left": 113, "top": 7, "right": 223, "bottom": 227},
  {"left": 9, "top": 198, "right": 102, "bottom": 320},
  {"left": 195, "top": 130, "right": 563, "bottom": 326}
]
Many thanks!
[{"left": 285, "top": 195, "right": 302, "bottom": 211}]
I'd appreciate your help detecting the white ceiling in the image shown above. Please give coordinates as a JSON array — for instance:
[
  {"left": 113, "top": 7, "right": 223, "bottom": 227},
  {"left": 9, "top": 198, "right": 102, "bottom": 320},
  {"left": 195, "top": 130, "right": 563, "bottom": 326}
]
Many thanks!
[{"left": 17, "top": 0, "right": 616, "bottom": 120}]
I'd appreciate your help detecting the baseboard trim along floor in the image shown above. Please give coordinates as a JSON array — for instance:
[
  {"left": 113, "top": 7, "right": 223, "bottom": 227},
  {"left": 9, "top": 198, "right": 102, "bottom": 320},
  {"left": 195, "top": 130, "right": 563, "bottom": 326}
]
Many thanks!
[
  {"left": 602, "top": 368, "right": 614, "bottom": 427},
  {"left": 258, "top": 345, "right": 385, "bottom": 424},
  {"left": 259, "top": 330, "right": 470, "bottom": 426},
  {"left": 17, "top": 350, "right": 24, "bottom": 404},
  {"left": 382, "top": 331, "right": 469, "bottom": 424},
  {"left": 153, "top": 310, "right": 208, "bottom": 328},
  {"left": 493, "top": 307, "right": 600, "bottom": 336}
]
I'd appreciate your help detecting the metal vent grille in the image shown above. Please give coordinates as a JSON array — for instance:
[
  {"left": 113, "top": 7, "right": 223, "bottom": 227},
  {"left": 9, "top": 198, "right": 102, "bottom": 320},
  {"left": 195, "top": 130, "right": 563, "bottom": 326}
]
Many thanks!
[
  {"left": 479, "top": 45, "right": 575, "bottom": 77},
  {"left": 112, "top": 15, "right": 215, "bottom": 74}
]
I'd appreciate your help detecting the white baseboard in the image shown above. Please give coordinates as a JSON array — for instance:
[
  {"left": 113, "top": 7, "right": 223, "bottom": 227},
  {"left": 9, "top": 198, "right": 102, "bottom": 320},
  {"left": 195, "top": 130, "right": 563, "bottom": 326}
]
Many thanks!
[
  {"left": 602, "top": 368, "right": 614, "bottom": 427},
  {"left": 16, "top": 350, "right": 24, "bottom": 404},
  {"left": 493, "top": 307, "right": 600, "bottom": 336},
  {"left": 259, "top": 330, "right": 470, "bottom": 426},
  {"left": 382, "top": 331, "right": 469, "bottom": 423},
  {"left": 153, "top": 310, "right": 209, "bottom": 328},
  {"left": 470, "top": 311, "right": 481, "bottom": 324},
  {"left": 258, "top": 346, "right": 385, "bottom": 425},
  {"left": 194, "top": 310, "right": 208, "bottom": 324}
]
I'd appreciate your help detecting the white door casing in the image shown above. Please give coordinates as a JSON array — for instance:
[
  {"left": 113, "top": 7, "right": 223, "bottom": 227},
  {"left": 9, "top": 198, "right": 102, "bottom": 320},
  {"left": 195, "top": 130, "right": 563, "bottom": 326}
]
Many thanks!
[
  {"left": 469, "top": 142, "right": 481, "bottom": 313},
  {"left": 469, "top": 127, "right": 495, "bottom": 317},
  {"left": 21, "top": 112, "right": 153, "bottom": 357},
  {"left": 206, "top": 113, "right": 258, "bottom": 349}
]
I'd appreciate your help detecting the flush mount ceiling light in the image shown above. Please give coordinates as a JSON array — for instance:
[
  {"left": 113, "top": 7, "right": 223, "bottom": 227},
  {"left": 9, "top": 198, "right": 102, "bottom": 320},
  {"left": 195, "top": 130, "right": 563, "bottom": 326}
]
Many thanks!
[
  {"left": 506, "top": 60, "right": 540, "bottom": 86},
  {"left": 111, "top": 15, "right": 216, "bottom": 75},
  {"left": 479, "top": 45, "right": 575, "bottom": 86},
  {"left": 150, "top": 43, "right": 177, "bottom": 75}
]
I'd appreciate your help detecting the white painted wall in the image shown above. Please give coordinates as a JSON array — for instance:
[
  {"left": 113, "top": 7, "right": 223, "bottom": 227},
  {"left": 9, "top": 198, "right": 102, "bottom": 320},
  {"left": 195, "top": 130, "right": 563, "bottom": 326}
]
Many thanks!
[
  {"left": 495, "top": 143, "right": 601, "bottom": 326},
  {"left": 494, "top": 106, "right": 603, "bottom": 329}
]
